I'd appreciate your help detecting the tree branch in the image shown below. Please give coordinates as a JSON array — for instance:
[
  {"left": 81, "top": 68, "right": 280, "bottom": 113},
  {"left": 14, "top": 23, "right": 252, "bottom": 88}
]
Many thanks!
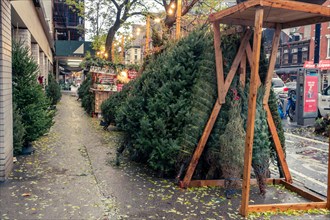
[{"left": 110, "top": 0, "right": 120, "bottom": 10}]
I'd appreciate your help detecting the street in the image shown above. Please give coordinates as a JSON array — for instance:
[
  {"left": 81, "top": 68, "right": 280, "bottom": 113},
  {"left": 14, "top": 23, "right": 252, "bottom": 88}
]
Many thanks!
[{"left": 283, "top": 132, "right": 329, "bottom": 197}]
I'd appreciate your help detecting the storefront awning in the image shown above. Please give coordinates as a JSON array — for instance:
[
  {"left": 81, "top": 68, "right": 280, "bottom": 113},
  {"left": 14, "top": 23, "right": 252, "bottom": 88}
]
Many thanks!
[{"left": 275, "top": 67, "right": 303, "bottom": 74}]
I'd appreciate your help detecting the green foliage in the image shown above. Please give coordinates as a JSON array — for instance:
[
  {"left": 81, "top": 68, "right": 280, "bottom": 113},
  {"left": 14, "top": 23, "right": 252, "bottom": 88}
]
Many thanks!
[
  {"left": 151, "top": 27, "right": 164, "bottom": 48},
  {"left": 314, "top": 115, "right": 330, "bottom": 136},
  {"left": 46, "top": 73, "right": 62, "bottom": 105},
  {"left": 106, "top": 27, "right": 285, "bottom": 182},
  {"left": 114, "top": 29, "right": 213, "bottom": 175},
  {"left": 13, "top": 103, "right": 26, "bottom": 155},
  {"left": 101, "top": 82, "right": 131, "bottom": 125},
  {"left": 12, "top": 41, "right": 54, "bottom": 145},
  {"left": 78, "top": 73, "right": 95, "bottom": 115}
]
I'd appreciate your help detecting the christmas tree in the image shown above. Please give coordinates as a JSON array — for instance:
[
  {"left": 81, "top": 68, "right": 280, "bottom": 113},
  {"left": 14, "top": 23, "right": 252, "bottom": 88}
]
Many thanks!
[{"left": 12, "top": 41, "right": 54, "bottom": 149}]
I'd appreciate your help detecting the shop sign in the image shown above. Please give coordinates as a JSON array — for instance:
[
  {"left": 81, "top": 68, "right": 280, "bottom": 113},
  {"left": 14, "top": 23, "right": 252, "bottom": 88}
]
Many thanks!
[
  {"left": 128, "top": 70, "right": 137, "bottom": 79},
  {"left": 303, "top": 61, "right": 316, "bottom": 69},
  {"left": 318, "top": 60, "right": 330, "bottom": 70},
  {"left": 304, "top": 73, "right": 318, "bottom": 113},
  {"left": 117, "top": 83, "right": 123, "bottom": 92}
]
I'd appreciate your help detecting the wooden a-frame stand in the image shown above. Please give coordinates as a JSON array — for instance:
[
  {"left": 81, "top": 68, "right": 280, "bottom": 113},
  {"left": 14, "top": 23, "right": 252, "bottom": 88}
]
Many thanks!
[{"left": 179, "top": 0, "right": 330, "bottom": 217}]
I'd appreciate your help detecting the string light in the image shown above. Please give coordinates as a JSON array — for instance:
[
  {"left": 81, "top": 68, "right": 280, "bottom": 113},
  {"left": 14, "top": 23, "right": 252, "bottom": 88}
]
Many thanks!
[{"left": 170, "top": 2, "right": 175, "bottom": 8}]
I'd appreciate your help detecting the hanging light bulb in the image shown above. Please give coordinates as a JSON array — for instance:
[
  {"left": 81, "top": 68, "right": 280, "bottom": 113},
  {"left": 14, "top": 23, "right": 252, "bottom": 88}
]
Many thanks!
[
  {"left": 170, "top": 2, "right": 175, "bottom": 8},
  {"left": 168, "top": 8, "right": 173, "bottom": 15}
]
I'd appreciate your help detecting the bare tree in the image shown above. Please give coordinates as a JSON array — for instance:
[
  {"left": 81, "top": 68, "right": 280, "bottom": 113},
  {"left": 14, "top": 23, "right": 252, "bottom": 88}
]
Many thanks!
[{"left": 66, "top": 0, "right": 148, "bottom": 61}]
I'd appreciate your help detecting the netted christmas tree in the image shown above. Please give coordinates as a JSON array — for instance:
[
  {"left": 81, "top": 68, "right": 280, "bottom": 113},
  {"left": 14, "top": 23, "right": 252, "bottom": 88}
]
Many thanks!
[
  {"left": 241, "top": 85, "right": 271, "bottom": 195},
  {"left": 219, "top": 96, "right": 245, "bottom": 197}
]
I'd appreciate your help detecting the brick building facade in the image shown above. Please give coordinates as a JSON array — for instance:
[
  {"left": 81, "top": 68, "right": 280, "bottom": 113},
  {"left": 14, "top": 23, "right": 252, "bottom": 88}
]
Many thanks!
[{"left": 0, "top": 0, "right": 13, "bottom": 181}]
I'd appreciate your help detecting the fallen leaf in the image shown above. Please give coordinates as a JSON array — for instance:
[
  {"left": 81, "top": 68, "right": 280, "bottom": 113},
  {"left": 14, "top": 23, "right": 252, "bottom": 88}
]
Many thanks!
[{"left": 22, "top": 193, "right": 31, "bottom": 197}]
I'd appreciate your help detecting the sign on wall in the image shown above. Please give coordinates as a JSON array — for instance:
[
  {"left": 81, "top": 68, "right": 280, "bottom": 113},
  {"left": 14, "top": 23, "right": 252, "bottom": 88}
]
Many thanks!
[{"left": 304, "top": 73, "right": 318, "bottom": 113}]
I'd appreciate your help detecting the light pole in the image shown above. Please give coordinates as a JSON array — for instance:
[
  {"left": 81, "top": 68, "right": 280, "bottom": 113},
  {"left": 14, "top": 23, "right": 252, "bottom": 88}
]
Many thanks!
[
  {"left": 176, "top": 0, "right": 182, "bottom": 40},
  {"left": 146, "top": 15, "right": 150, "bottom": 53}
]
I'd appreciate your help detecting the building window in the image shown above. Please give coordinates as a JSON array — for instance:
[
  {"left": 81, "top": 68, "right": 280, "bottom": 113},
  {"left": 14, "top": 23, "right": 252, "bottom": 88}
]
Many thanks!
[
  {"left": 135, "top": 55, "right": 138, "bottom": 60},
  {"left": 283, "top": 54, "right": 289, "bottom": 64},
  {"left": 302, "top": 52, "right": 308, "bottom": 62},
  {"left": 276, "top": 52, "right": 280, "bottom": 65},
  {"left": 135, "top": 49, "right": 138, "bottom": 54},
  {"left": 292, "top": 54, "right": 298, "bottom": 64},
  {"left": 327, "top": 37, "right": 330, "bottom": 58}
]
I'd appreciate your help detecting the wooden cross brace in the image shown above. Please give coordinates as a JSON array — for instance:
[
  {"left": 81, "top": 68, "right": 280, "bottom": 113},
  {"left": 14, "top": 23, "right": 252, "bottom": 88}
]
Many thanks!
[
  {"left": 179, "top": 6, "right": 330, "bottom": 218},
  {"left": 180, "top": 15, "right": 291, "bottom": 189}
]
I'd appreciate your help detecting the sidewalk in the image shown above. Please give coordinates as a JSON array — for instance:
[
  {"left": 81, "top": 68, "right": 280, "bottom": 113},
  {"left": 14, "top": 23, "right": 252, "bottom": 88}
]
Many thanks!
[{"left": 1, "top": 94, "right": 329, "bottom": 219}]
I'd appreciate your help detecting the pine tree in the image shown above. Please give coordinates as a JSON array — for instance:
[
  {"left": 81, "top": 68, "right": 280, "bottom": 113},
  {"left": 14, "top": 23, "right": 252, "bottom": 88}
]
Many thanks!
[
  {"left": 13, "top": 103, "right": 25, "bottom": 155},
  {"left": 78, "top": 73, "right": 94, "bottom": 115},
  {"left": 12, "top": 41, "right": 54, "bottom": 146},
  {"left": 46, "top": 73, "right": 61, "bottom": 106}
]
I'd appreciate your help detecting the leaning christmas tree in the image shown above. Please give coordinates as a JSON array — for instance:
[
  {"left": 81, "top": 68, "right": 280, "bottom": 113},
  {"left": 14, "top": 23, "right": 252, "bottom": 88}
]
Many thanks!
[{"left": 102, "top": 27, "right": 285, "bottom": 194}]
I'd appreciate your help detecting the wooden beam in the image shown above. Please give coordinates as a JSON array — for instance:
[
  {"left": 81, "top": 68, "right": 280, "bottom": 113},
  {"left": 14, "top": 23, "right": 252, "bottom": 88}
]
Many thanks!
[
  {"left": 265, "top": 105, "right": 292, "bottom": 183},
  {"left": 220, "top": 17, "right": 276, "bottom": 29},
  {"left": 208, "top": 0, "right": 259, "bottom": 22},
  {"left": 248, "top": 202, "right": 327, "bottom": 213},
  {"left": 213, "top": 21, "right": 226, "bottom": 104},
  {"left": 245, "top": 43, "right": 261, "bottom": 87},
  {"left": 181, "top": 101, "right": 222, "bottom": 188},
  {"left": 263, "top": 24, "right": 282, "bottom": 105},
  {"left": 280, "top": 180, "right": 325, "bottom": 202},
  {"left": 282, "top": 16, "right": 330, "bottom": 29},
  {"left": 223, "top": 29, "right": 252, "bottom": 94},
  {"left": 240, "top": 53, "right": 246, "bottom": 87},
  {"left": 262, "top": 0, "right": 330, "bottom": 18},
  {"left": 240, "top": 7, "right": 264, "bottom": 217},
  {"left": 189, "top": 178, "right": 282, "bottom": 188}
]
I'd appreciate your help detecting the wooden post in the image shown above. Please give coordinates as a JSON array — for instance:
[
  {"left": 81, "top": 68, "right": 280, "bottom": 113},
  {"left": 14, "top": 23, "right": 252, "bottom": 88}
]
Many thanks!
[
  {"left": 146, "top": 15, "right": 150, "bottom": 53},
  {"left": 181, "top": 101, "right": 222, "bottom": 188},
  {"left": 240, "top": 8, "right": 264, "bottom": 217},
  {"left": 223, "top": 29, "right": 252, "bottom": 94},
  {"left": 213, "top": 21, "right": 225, "bottom": 104},
  {"left": 176, "top": 0, "right": 182, "bottom": 39},
  {"left": 265, "top": 105, "right": 292, "bottom": 183},
  {"left": 240, "top": 53, "right": 246, "bottom": 87},
  {"left": 263, "top": 24, "right": 282, "bottom": 104},
  {"left": 121, "top": 35, "right": 125, "bottom": 63}
]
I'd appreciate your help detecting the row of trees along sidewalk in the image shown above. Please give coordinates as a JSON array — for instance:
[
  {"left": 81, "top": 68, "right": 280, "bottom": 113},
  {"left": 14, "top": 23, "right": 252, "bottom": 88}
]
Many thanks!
[{"left": 12, "top": 42, "right": 61, "bottom": 155}]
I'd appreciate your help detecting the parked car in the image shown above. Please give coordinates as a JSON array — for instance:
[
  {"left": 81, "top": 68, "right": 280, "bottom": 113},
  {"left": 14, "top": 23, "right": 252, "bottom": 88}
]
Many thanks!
[
  {"left": 285, "top": 81, "right": 297, "bottom": 93},
  {"left": 318, "top": 85, "right": 330, "bottom": 117},
  {"left": 272, "top": 78, "right": 288, "bottom": 98}
]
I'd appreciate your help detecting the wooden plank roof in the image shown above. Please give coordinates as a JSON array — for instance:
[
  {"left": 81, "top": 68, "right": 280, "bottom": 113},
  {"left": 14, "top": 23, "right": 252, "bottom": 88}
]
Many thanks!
[{"left": 209, "top": 0, "right": 330, "bottom": 28}]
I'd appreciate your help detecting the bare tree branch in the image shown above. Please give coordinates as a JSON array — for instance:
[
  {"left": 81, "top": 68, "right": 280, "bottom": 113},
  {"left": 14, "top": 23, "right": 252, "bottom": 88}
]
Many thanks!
[{"left": 110, "top": 0, "right": 120, "bottom": 10}]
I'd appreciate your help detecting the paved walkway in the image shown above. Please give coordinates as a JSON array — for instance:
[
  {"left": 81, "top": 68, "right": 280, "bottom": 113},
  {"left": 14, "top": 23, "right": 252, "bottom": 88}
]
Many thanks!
[{"left": 1, "top": 93, "right": 330, "bottom": 219}]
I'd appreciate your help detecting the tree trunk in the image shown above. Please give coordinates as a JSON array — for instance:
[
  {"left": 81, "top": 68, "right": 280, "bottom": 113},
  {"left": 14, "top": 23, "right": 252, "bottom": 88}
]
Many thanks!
[
  {"left": 105, "top": 23, "right": 120, "bottom": 61},
  {"left": 164, "top": 15, "right": 176, "bottom": 29}
]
